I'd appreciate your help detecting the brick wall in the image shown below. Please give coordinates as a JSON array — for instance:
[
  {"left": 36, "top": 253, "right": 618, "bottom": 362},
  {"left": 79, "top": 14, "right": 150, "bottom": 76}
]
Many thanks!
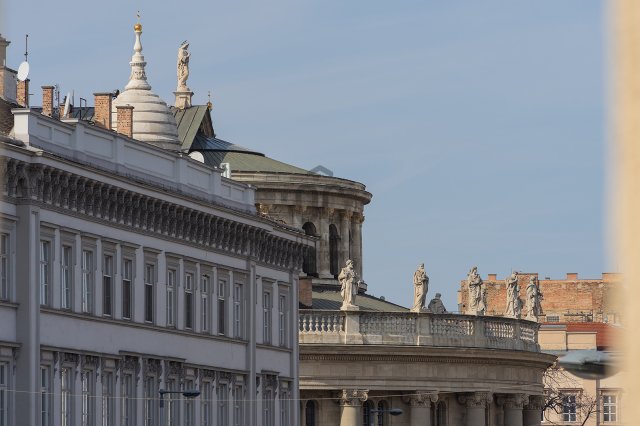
[
  {"left": 116, "top": 105, "right": 134, "bottom": 138},
  {"left": 93, "top": 92, "right": 112, "bottom": 129},
  {"left": 41, "top": 86, "right": 54, "bottom": 117},
  {"left": 458, "top": 272, "right": 622, "bottom": 323},
  {"left": 16, "top": 78, "right": 28, "bottom": 107}
]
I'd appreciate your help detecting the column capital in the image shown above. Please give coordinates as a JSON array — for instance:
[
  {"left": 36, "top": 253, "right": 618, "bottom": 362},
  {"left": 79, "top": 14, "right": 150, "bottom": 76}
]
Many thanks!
[
  {"left": 457, "top": 391, "right": 492, "bottom": 408},
  {"left": 339, "top": 389, "right": 369, "bottom": 406},
  {"left": 351, "top": 211, "right": 365, "bottom": 224},
  {"left": 497, "top": 393, "right": 528, "bottom": 410},
  {"left": 403, "top": 391, "right": 438, "bottom": 407},
  {"left": 524, "top": 394, "right": 545, "bottom": 411}
]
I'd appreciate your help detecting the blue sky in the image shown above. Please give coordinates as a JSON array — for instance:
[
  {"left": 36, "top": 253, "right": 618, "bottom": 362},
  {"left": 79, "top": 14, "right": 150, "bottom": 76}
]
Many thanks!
[{"left": 2, "top": 1, "right": 608, "bottom": 310}]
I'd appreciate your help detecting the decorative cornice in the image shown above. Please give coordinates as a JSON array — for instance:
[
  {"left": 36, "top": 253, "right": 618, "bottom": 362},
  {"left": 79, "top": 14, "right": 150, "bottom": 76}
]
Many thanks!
[
  {"left": 1, "top": 158, "right": 307, "bottom": 271},
  {"left": 339, "top": 389, "right": 369, "bottom": 406}
]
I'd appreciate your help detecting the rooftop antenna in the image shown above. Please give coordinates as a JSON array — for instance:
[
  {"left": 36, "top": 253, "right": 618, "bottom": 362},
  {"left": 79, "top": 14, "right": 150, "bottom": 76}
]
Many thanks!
[{"left": 17, "top": 34, "right": 30, "bottom": 82}]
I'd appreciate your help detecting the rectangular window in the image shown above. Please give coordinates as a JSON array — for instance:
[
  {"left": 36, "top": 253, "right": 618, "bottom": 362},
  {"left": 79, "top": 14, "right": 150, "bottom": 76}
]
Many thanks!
[
  {"left": 0, "top": 362, "right": 8, "bottom": 426},
  {"left": 103, "top": 254, "right": 114, "bottom": 316},
  {"left": 61, "top": 245, "right": 73, "bottom": 309},
  {"left": 218, "top": 280, "right": 226, "bottom": 335},
  {"left": 184, "top": 379, "right": 195, "bottom": 426},
  {"left": 278, "top": 294, "right": 288, "bottom": 347},
  {"left": 263, "top": 388, "right": 274, "bottom": 426},
  {"left": 121, "top": 373, "right": 135, "bottom": 426},
  {"left": 61, "top": 367, "right": 73, "bottom": 426},
  {"left": 185, "top": 272, "right": 194, "bottom": 330},
  {"left": 166, "top": 378, "right": 179, "bottom": 426},
  {"left": 562, "top": 395, "right": 577, "bottom": 422},
  {"left": 233, "top": 283, "right": 243, "bottom": 338},
  {"left": 144, "top": 263, "right": 155, "bottom": 323},
  {"left": 41, "top": 366, "right": 51, "bottom": 426},
  {"left": 0, "top": 233, "right": 9, "bottom": 300},
  {"left": 263, "top": 291, "right": 272, "bottom": 344},
  {"left": 122, "top": 258, "right": 133, "bottom": 320},
  {"left": 81, "top": 369, "right": 95, "bottom": 426},
  {"left": 547, "top": 315, "right": 560, "bottom": 323},
  {"left": 201, "top": 275, "right": 209, "bottom": 332},
  {"left": 279, "top": 384, "right": 290, "bottom": 426},
  {"left": 603, "top": 394, "right": 618, "bottom": 422},
  {"left": 144, "top": 377, "right": 156, "bottom": 426},
  {"left": 40, "top": 240, "right": 51, "bottom": 306},
  {"left": 102, "top": 371, "right": 115, "bottom": 426},
  {"left": 217, "top": 383, "right": 228, "bottom": 425},
  {"left": 233, "top": 385, "right": 244, "bottom": 426},
  {"left": 81, "top": 249, "right": 94, "bottom": 313},
  {"left": 201, "top": 381, "right": 212, "bottom": 426},
  {"left": 167, "top": 268, "right": 176, "bottom": 327}
]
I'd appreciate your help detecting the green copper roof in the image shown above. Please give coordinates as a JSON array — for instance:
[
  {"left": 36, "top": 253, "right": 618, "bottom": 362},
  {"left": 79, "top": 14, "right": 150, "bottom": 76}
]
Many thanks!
[{"left": 171, "top": 105, "right": 210, "bottom": 151}]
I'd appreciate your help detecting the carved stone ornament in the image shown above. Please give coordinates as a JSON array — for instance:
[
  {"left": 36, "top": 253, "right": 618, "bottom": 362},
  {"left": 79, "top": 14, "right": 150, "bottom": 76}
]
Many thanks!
[
  {"left": 62, "top": 352, "right": 79, "bottom": 365},
  {"left": 339, "top": 389, "right": 369, "bottom": 406},
  {"left": 143, "top": 358, "right": 162, "bottom": 376},
  {"left": 524, "top": 394, "right": 545, "bottom": 411},
  {"left": 403, "top": 392, "right": 438, "bottom": 407},
  {"left": 497, "top": 393, "right": 528, "bottom": 410},
  {"left": 262, "top": 374, "right": 279, "bottom": 391},
  {"left": 121, "top": 356, "right": 139, "bottom": 372},
  {"left": 458, "top": 392, "right": 492, "bottom": 408}
]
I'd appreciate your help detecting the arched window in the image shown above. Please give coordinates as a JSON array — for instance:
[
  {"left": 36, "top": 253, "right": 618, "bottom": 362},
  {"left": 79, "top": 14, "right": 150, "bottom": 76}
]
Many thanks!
[
  {"left": 436, "top": 401, "right": 447, "bottom": 426},
  {"left": 376, "top": 400, "right": 388, "bottom": 426},
  {"left": 302, "top": 222, "right": 317, "bottom": 277},
  {"left": 362, "top": 401, "right": 373, "bottom": 426},
  {"left": 329, "top": 224, "right": 339, "bottom": 277},
  {"left": 305, "top": 400, "right": 316, "bottom": 426}
]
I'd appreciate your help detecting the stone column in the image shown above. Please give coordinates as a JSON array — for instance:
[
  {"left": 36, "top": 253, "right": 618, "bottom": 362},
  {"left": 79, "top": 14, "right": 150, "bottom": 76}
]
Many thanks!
[
  {"left": 404, "top": 392, "right": 438, "bottom": 426},
  {"left": 339, "top": 389, "right": 368, "bottom": 426},
  {"left": 350, "top": 213, "right": 364, "bottom": 278},
  {"left": 339, "top": 210, "right": 352, "bottom": 268},
  {"left": 458, "top": 392, "right": 492, "bottom": 426},
  {"left": 497, "top": 394, "right": 527, "bottom": 426},
  {"left": 317, "top": 212, "right": 332, "bottom": 278},
  {"left": 523, "top": 395, "right": 544, "bottom": 426}
]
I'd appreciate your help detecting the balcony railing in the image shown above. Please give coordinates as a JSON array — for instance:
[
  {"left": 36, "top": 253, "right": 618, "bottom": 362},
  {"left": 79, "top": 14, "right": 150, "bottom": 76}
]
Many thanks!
[{"left": 299, "top": 310, "right": 540, "bottom": 352}]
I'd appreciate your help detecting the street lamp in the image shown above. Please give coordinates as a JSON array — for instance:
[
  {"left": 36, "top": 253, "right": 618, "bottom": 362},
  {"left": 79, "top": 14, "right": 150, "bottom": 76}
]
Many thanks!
[
  {"left": 368, "top": 407, "right": 403, "bottom": 426},
  {"left": 159, "top": 388, "right": 201, "bottom": 424}
]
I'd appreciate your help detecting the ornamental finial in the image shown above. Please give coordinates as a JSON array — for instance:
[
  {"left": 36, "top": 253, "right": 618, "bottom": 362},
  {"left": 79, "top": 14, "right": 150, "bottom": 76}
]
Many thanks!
[{"left": 134, "top": 11, "right": 142, "bottom": 32}]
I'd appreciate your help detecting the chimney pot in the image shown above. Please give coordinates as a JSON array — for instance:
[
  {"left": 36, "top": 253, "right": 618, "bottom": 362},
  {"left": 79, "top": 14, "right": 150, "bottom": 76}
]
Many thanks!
[
  {"left": 41, "top": 86, "right": 54, "bottom": 117},
  {"left": 116, "top": 105, "right": 134, "bottom": 138}
]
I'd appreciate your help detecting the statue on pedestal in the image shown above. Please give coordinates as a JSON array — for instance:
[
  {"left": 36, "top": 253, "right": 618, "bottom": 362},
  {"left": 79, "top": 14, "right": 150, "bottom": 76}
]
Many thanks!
[
  {"left": 339, "top": 259, "right": 359, "bottom": 310},
  {"left": 428, "top": 293, "right": 447, "bottom": 314},
  {"left": 467, "top": 266, "right": 486, "bottom": 315},
  {"left": 505, "top": 271, "right": 522, "bottom": 318},
  {"left": 525, "top": 276, "right": 543, "bottom": 321},
  {"left": 411, "top": 263, "right": 429, "bottom": 312},
  {"left": 177, "top": 41, "right": 190, "bottom": 90}
]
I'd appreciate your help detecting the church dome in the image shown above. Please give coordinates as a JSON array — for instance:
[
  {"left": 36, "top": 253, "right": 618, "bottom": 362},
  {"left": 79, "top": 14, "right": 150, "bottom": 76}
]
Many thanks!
[{"left": 112, "top": 22, "right": 179, "bottom": 148}]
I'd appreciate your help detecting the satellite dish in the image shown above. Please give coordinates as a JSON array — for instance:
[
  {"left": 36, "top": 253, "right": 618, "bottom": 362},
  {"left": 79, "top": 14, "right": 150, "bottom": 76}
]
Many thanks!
[
  {"left": 188, "top": 151, "right": 205, "bottom": 163},
  {"left": 17, "top": 61, "right": 30, "bottom": 81}
]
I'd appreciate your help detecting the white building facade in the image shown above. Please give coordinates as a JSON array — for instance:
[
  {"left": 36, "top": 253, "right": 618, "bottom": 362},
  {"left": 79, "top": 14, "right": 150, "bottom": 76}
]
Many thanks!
[{"left": 0, "top": 105, "right": 311, "bottom": 425}]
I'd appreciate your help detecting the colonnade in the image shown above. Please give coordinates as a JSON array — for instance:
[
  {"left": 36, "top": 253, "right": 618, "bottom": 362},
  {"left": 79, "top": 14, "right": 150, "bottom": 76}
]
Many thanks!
[{"left": 331, "top": 389, "right": 545, "bottom": 426}]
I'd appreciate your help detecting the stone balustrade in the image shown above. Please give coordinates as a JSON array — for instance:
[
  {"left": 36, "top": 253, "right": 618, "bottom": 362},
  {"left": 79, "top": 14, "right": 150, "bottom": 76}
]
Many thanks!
[{"left": 299, "top": 310, "right": 540, "bottom": 351}]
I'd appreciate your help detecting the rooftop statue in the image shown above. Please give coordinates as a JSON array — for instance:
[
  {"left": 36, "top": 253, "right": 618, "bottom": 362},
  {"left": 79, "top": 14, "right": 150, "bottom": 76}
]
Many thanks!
[
  {"left": 428, "top": 293, "right": 447, "bottom": 314},
  {"left": 411, "top": 263, "right": 429, "bottom": 312},
  {"left": 525, "top": 276, "right": 543, "bottom": 321},
  {"left": 505, "top": 271, "right": 522, "bottom": 318},
  {"left": 177, "top": 41, "right": 190, "bottom": 90},
  {"left": 339, "top": 259, "right": 360, "bottom": 311},
  {"left": 467, "top": 266, "right": 486, "bottom": 315}
]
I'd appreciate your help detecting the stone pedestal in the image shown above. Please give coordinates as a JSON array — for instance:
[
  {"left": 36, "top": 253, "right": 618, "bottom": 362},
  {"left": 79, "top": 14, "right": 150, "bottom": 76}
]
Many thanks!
[
  {"left": 174, "top": 88, "right": 193, "bottom": 109},
  {"left": 458, "top": 392, "right": 492, "bottom": 426},
  {"left": 339, "top": 389, "right": 368, "bottom": 426},
  {"left": 404, "top": 392, "right": 438, "bottom": 426}
]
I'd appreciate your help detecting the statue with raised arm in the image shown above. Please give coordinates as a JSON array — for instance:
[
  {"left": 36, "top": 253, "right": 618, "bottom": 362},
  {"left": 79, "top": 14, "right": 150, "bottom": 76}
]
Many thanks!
[
  {"left": 428, "top": 293, "right": 447, "bottom": 314},
  {"left": 505, "top": 271, "right": 522, "bottom": 318},
  {"left": 411, "top": 263, "right": 429, "bottom": 312},
  {"left": 525, "top": 276, "right": 543, "bottom": 321},
  {"left": 339, "top": 259, "right": 359, "bottom": 310},
  {"left": 177, "top": 41, "right": 190, "bottom": 90},
  {"left": 467, "top": 266, "right": 486, "bottom": 315}
]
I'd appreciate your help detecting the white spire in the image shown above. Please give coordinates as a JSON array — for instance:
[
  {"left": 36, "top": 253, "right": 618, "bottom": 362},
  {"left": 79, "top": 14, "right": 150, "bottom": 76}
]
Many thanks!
[{"left": 125, "top": 24, "right": 151, "bottom": 91}]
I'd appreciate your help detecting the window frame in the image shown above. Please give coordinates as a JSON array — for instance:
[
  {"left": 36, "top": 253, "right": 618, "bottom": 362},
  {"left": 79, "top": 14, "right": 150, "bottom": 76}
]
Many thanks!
[
  {"left": 102, "top": 252, "right": 115, "bottom": 317},
  {"left": 201, "top": 274, "right": 210, "bottom": 333},
  {"left": 39, "top": 237, "right": 53, "bottom": 306},
  {"left": 166, "top": 266, "right": 178, "bottom": 328},
  {"left": 143, "top": 253, "right": 158, "bottom": 324},
  {"left": 121, "top": 255, "right": 134, "bottom": 320},
  {"left": 263, "top": 290, "right": 272, "bottom": 345},
  {"left": 602, "top": 391, "right": 620, "bottom": 423},
  {"left": 185, "top": 270, "right": 195, "bottom": 330},
  {"left": 60, "top": 241, "right": 74, "bottom": 310},
  {"left": 217, "top": 277, "right": 227, "bottom": 336},
  {"left": 81, "top": 244, "right": 95, "bottom": 314},
  {"left": 233, "top": 282, "right": 244, "bottom": 339}
]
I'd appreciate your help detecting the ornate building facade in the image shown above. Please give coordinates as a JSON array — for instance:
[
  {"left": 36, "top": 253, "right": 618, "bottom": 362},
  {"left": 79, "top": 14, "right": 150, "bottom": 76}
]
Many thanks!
[{"left": 0, "top": 30, "right": 311, "bottom": 426}]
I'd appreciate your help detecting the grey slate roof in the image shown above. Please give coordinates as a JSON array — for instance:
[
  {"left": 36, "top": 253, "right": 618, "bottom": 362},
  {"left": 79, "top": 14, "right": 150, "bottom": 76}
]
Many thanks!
[
  {"left": 311, "top": 290, "right": 408, "bottom": 312},
  {"left": 171, "top": 105, "right": 209, "bottom": 151}
]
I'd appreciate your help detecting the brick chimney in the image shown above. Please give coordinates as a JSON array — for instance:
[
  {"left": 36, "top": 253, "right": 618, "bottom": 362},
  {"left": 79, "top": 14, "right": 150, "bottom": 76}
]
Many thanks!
[
  {"left": 487, "top": 273, "right": 497, "bottom": 281},
  {"left": 41, "top": 86, "right": 54, "bottom": 117},
  {"left": 116, "top": 105, "right": 134, "bottom": 138},
  {"left": 16, "top": 78, "right": 29, "bottom": 107},
  {"left": 566, "top": 273, "right": 578, "bottom": 280},
  {"left": 93, "top": 92, "right": 113, "bottom": 129},
  {"left": 299, "top": 277, "right": 313, "bottom": 308}
]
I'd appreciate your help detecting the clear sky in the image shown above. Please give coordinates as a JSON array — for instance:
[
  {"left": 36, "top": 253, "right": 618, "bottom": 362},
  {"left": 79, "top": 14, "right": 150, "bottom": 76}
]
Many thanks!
[{"left": 1, "top": 1, "right": 608, "bottom": 310}]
